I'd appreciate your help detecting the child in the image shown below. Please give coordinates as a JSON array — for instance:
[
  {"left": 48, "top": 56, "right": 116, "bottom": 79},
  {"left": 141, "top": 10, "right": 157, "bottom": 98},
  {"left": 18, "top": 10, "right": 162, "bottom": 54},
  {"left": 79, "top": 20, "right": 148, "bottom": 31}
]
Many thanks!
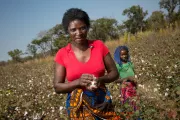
[{"left": 114, "top": 46, "right": 139, "bottom": 115}]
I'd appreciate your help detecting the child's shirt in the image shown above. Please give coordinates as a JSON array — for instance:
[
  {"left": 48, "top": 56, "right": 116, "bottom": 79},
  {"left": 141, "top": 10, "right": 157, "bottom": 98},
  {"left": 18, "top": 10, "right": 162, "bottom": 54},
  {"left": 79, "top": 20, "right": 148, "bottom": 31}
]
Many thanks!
[{"left": 116, "top": 62, "right": 135, "bottom": 79}]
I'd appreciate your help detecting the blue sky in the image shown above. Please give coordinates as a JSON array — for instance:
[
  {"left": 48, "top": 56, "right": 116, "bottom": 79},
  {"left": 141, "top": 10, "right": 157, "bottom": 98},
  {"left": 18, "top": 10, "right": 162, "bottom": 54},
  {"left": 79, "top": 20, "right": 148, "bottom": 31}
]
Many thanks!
[{"left": 0, "top": 0, "right": 160, "bottom": 61}]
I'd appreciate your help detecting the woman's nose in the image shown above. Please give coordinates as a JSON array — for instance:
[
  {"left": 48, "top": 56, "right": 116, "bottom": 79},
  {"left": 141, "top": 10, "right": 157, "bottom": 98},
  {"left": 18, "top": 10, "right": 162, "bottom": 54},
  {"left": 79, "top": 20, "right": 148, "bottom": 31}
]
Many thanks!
[{"left": 76, "top": 29, "right": 82, "bottom": 35}]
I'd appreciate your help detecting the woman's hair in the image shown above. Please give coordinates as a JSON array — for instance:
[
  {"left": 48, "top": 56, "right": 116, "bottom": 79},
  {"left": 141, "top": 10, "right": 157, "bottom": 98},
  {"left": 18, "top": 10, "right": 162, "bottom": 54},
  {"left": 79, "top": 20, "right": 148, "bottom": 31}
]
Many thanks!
[
  {"left": 62, "top": 8, "right": 90, "bottom": 34},
  {"left": 114, "top": 46, "right": 131, "bottom": 65}
]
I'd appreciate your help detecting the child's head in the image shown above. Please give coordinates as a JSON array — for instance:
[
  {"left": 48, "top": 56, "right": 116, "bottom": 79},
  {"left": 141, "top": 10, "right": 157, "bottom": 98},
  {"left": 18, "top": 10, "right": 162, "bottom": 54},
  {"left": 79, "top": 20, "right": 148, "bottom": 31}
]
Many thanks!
[
  {"left": 120, "top": 49, "right": 128, "bottom": 63},
  {"left": 114, "top": 46, "right": 130, "bottom": 65}
]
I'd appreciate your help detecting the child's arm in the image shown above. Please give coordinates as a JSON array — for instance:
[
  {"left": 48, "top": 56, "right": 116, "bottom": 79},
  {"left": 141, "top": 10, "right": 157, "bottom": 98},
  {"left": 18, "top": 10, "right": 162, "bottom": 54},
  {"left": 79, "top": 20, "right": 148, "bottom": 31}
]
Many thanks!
[
  {"left": 115, "top": 77, "right": 128, "bottom": 83},
  {"left": 115, "top": 76, "right": 137, "bottom": 84}
]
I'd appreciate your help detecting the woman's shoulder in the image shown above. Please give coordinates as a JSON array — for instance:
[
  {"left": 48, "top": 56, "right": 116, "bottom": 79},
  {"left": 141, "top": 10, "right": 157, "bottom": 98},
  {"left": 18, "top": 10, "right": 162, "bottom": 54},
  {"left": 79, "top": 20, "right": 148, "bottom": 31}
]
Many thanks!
[
  {"left": 89, "top": 39, "right": 104, "bottom": 45},
  {"left": 89, "top": 40, "right": 109, "bottom": 57},
  {"left": 55, "top": 44, "right": 70, "bottom": 56},
  {"left": 54, "top": 44, "right": 70, "bottom": 64},
  {"left": 56, "top": 48, "right": 66, "bottom": 57},
  {"left": 89, "top": 40, "right": 107, "bottom": 48}
]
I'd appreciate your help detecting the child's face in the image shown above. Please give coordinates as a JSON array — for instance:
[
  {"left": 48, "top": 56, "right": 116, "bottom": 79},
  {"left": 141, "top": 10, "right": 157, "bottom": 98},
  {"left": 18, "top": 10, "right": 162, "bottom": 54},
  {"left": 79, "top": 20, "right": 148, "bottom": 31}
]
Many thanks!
[{"left": 120, "top": 49, "right": 128, "bottom": 62}]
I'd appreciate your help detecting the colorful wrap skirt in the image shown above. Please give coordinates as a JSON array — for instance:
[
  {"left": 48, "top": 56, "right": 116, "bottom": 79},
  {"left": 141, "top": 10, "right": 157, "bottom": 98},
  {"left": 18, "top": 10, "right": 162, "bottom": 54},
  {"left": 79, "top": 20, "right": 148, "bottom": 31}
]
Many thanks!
[
  {"left": 66, "top": 87, "right": 121, "bottom": 120},
  {"left": 120, "top": 81, "right": 139, "bottom": 111}
]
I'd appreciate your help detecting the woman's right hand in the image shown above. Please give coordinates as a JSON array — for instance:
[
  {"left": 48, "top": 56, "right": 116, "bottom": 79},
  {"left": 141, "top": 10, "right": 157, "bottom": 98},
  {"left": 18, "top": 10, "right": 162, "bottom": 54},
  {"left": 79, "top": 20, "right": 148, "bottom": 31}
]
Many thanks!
[{"left": 78, "top": 74, "right": 93, "bottom": 87}]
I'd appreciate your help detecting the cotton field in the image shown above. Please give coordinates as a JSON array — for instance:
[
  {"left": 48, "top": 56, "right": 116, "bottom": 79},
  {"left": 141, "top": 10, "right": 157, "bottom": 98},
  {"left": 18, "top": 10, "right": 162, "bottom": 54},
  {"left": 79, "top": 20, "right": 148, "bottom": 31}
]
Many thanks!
[{"left": 0, "top": 28, "right": 180, "bottom": 119}]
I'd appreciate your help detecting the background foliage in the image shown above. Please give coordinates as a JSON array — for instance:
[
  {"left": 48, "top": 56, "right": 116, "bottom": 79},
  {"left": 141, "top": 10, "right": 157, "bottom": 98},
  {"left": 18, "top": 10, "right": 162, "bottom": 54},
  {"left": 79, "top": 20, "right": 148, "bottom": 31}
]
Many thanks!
[{"left": 5, "top": 0, "right": 180, "bottom": 62}]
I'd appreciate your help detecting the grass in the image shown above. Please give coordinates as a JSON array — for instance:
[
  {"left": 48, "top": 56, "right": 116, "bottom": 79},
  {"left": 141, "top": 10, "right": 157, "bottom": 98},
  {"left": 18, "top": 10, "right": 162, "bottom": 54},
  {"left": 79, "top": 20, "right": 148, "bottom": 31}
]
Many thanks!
[{"left": 0, "top": 27, "right": 180, "bottom": 119}]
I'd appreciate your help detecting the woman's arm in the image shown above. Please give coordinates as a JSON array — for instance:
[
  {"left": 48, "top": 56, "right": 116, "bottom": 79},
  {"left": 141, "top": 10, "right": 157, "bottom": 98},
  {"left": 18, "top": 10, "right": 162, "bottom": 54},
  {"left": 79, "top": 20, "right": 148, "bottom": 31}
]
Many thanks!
[
  {"left": 98, "top": 53, "right": 119, "bottom": 83},
  {"left": 53, "top": 62, "right": 93, "bottom": 93},
  {"left": 53, "top": 62, "right": 79, "bottom": 93}
]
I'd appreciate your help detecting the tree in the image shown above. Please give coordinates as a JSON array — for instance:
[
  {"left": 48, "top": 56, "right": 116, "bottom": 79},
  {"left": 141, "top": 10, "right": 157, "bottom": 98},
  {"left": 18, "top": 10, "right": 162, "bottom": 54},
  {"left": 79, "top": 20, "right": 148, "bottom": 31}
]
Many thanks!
[
  {"left": 37, "top": 30, "right": 48, "bottom": 39},
  {"left": 88, "top": 18, "right": 119, "bottom": 41},
  {"left": 122, "top": 5, "right": 148, "bottom": 34},
  {"left": 117, "top": 24, "right": 126, "bottom": 36},
  {"left": 159, "top": 0, "right": 180, "bottom": 23},
  {"left": 31, "top": 37, "right": 50, "bottom": 57},
  {"left": 27, "top": 44, "right": 37, "bottom": 57},
  {"left": 49, "top": 24, "right": 69, "bottom": 52},
  {"left": 147, "top": 11, "right": 166, "bottom": 31},
  {"left": 8, "top": 49, "right": 23, "bottom": 62},
  {"left": 50, "top": 24, "right": 64, "bottom": 35},
  {"left": 176, "top": 8, "right": 180, "bottom": 20},
  {"left": 53, "top": 36, "right": 69, "bottom": 51},
  {"left": 34, "top": 30, "right": 54, "bottom": 56}
]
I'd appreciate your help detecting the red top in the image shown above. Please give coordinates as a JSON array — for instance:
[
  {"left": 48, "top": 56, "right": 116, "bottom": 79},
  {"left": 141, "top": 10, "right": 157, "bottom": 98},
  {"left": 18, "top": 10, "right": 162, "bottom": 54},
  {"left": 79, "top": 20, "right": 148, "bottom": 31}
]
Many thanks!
[{"left": 54, "top": 40, "right": 109, "bottom": 82}]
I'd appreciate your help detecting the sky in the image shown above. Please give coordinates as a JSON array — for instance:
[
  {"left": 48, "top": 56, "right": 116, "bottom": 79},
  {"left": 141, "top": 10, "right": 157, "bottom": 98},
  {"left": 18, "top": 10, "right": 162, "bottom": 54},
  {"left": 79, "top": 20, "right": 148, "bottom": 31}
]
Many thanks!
[{"left": 0, "top": 0, "right": 161, "bottom": 61}]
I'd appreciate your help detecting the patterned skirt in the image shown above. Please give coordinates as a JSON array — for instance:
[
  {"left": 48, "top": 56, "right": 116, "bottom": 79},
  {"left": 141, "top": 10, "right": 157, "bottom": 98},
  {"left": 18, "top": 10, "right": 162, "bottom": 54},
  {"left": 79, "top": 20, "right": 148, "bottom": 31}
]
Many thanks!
[
  {"left": 120, "top": 81, "right": 140, "bottom": 111},
  {"left": 66, "top": 87, "right": 121, "bottom": 120}
]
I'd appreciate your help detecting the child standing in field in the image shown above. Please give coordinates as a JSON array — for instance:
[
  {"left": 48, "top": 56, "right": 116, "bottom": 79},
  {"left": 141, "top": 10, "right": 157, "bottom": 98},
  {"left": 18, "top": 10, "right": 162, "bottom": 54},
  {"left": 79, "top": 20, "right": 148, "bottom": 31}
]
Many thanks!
[{"left": 114, "top": 46, "right": 140, "bottom": 118}]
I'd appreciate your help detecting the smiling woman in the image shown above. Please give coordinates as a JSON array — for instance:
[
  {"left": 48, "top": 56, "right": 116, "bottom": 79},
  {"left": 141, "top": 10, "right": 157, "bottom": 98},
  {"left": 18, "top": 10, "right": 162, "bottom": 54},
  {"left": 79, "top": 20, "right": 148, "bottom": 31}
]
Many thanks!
[
  {"left": 53, "top": 8, "right": 120, "bottom": 119},
  {"left": 68, "top": 19, "right": 90, "bottom": 51}
]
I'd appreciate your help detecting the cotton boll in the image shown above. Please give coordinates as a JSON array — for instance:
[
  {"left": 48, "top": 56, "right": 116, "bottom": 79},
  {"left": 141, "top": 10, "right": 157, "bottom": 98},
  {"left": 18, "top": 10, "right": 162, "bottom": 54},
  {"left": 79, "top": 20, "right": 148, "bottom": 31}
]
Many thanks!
[
  {"left": 89, "top": 81, "right": 97, "bottom": 89},
  {"left": 87, "top": 76, "right": 97, "bottom": 91}
]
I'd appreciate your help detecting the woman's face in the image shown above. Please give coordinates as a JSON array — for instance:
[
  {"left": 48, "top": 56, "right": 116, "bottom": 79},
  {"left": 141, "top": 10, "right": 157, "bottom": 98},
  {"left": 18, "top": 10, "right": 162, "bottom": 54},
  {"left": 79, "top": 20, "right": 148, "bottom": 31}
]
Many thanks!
[
  {"left": 68, "top": 19, "right": 88, "bottom": 44},
  {"left": 120, "top": 49, "right": 128, "bottom": 62}
]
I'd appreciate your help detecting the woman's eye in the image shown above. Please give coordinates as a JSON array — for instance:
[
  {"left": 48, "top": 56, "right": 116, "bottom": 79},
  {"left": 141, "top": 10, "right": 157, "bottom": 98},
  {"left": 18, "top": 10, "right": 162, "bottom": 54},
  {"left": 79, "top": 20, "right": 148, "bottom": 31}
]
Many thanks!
[
  {"left": 69, "top": 26, "right": 87, "bottom": 33},
  {"left": 81, "top": 26, "right": 87, "bottom": 31},
  {"left": 69, "top": 28, "right": 76, "bottom": 32}
]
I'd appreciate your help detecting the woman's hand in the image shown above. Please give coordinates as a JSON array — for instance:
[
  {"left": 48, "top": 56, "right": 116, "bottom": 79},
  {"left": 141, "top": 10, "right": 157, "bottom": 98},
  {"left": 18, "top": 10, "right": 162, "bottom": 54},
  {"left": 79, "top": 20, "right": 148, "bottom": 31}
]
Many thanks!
[{"left": 78, "top": 74, "right": 94, "bottom": 87}]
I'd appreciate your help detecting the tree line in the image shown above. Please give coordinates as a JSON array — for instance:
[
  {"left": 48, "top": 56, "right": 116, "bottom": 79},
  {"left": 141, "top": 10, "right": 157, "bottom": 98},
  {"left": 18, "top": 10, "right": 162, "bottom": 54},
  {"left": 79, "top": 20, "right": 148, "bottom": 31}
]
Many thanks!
[{"left": 6, "top": 0, "right": 180, "bottom": 63}]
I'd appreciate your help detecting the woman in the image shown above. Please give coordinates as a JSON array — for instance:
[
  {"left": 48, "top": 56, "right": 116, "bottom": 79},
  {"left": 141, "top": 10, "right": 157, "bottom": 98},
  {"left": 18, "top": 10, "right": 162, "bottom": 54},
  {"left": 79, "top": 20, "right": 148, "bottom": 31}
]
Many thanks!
[{"left": 54, "top": 8, "right": 120, "bottom": 120}]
